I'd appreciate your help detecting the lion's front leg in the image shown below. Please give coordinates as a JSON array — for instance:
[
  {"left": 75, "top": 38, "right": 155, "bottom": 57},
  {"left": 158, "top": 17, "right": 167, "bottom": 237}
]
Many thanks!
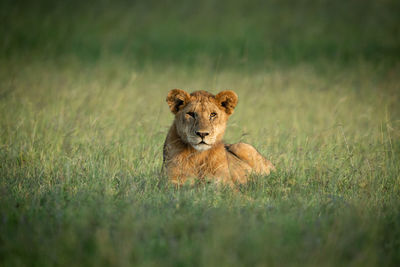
[
  {"left": 165, "top": 162, "right": 195, "bottom": 186},
  {"left": 209, "top": 163, "right": 236, "bottom": 188}
]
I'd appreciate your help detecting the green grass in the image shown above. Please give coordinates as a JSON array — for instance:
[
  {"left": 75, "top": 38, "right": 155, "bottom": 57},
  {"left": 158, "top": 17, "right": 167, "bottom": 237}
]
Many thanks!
[{"left": 1, "top": 0, "right": 400, "bottom": 266}]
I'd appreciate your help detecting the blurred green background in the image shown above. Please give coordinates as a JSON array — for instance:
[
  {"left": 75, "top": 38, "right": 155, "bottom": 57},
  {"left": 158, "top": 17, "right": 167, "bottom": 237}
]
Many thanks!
[{"left": 2, "top": 0, "right": 399, "bottom": 67}]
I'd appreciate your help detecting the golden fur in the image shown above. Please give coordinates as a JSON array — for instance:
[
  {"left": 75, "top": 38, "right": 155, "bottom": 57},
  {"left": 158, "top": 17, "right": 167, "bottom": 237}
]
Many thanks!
[{"left": 162, "top": 89, "right": 275, "bottom": 186}]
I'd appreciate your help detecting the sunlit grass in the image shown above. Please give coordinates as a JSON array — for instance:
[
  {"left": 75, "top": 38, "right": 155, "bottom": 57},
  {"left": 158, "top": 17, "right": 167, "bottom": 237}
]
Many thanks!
[{"left": 1, "top": 57, "right": 399, "bottom": 266}]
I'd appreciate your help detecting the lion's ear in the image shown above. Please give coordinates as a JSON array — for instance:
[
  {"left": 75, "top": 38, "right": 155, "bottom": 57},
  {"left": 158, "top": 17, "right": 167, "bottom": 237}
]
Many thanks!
[
  {"left": 215, "top": 90, "right": 238, "bottom": 115},
  {"left": 166, "top": 89, "right": 190, "bottom": 114}
]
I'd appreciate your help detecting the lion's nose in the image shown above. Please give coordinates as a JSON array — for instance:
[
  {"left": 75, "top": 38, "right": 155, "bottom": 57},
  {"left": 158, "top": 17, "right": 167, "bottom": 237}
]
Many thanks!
[{"left": 196, "top": 131, "right": 209, "bottom": 138}]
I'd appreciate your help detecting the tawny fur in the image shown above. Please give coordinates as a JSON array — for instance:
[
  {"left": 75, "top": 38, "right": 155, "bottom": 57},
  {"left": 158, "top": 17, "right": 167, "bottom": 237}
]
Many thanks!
[{"left": 163, "top": 89, "right": 275, "bottom": 186}]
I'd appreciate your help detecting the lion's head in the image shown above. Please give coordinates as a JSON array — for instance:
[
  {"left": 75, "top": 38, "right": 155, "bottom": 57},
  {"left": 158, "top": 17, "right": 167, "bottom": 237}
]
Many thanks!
[{"left": 166, "top": 89, "right": 238, "bottom": 151}]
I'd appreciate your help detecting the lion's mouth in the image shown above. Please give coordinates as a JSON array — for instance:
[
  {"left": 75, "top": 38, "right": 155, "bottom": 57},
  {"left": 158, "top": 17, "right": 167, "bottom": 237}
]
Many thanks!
[{"left": 192, "top": 140, "right": 211, "bottom": 151}]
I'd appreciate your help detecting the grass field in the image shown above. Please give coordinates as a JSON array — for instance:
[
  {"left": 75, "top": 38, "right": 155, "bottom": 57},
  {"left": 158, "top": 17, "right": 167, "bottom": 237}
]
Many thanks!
[{"left": 1, "top": 0, "right": 400, "bottom": 266}]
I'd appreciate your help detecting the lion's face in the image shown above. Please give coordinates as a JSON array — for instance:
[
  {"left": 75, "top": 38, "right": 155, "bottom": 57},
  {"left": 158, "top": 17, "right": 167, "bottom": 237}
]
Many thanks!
[
  {"left": 176, "top": 99, "right": 227, "bottom": 151},
  {"left": 167, "top": 89, "right": 238, "bottom": 151}
]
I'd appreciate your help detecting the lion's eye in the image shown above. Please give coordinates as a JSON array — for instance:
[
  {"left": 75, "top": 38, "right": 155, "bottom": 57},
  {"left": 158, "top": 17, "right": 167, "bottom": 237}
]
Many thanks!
[
  {"left": 187, "top": 112, "right": 195, "bottom": 118},
  {"left": 210, "top": 112, "right": 217, "bottom": 118}
]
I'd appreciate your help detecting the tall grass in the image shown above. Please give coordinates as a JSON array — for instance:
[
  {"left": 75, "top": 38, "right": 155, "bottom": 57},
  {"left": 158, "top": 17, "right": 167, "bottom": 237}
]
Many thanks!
[{"left": 1, "top": 0, "right": 400, "bottom": 266}]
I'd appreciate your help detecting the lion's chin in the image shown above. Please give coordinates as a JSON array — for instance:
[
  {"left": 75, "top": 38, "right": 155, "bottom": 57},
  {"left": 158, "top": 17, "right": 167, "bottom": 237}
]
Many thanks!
[{"left": 192, "top": 143, "right": 212, "bottom": 152}]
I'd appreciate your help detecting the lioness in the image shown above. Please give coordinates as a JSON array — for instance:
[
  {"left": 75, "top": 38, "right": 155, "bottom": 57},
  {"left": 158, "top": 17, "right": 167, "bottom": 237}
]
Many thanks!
[{"left": 163, "top": 89, "right": 275, "bottom": 186}]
